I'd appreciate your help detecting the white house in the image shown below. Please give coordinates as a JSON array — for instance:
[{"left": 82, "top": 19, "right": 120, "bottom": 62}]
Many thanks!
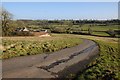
[{"left": 23, "top": 27, "right": 29, "bottom": 32}]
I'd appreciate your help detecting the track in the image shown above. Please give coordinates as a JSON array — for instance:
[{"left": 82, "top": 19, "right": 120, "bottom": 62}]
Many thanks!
[{"left": 2, "top": 39, "right": 99, "bottom": 78}]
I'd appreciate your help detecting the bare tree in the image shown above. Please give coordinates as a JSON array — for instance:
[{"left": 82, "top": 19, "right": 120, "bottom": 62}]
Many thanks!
[{"left": 1, "top": 8, "right": 13, "bottom": 36}]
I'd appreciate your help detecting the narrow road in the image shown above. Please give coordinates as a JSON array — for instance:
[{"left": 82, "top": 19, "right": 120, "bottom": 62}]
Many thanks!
[{"left": 2, "top": 39, "right": 99, "bottom": 78}]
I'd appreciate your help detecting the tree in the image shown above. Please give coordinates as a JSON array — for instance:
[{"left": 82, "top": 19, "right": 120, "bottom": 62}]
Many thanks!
[
  {"left": 68, "top": 21, "right": 73, "bottom": 27},
  {"left": 79, "top": 23, "right": 82, "bottom": 27},
  {"left": 88, "top": 25, "right": 93, "bottom": 35},
  {"left": 16, "top": 20, "right": 26, "bottom": 28},
  {"left": 107, "top": 29, "right": 116, "bottom": 37},
  {"left": 51, "top": 27, "right": 66, "bottom": 33},
  {"left": 0, "top": 8, "right": 2, "bottom": 36},
  {"left": 1, "top": 8, "right": 13, "bottom": 36}
]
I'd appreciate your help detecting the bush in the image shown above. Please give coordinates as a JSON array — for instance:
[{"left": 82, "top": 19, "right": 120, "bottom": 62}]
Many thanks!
[
  {"left": 107, "top": 29, "right": 116, "bottom": 37},
  {"left": 51, "top": 27, "right": 66, "bottom": 33},
  {"left": 13, "top": 31, "right": 34, "bottom": 36},
  {"left": 88, "top": 27, "right": 93, "bottom": 35}
]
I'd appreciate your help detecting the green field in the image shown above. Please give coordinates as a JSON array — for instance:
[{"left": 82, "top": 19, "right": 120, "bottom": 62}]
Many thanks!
[
  {"left": 31, "top": 24, "right": 119, "bottom": 31},
  {"left": 81, "top": 25, "right": 119, "bottom": 31},
  {"left": 92, "top": 32, "right": 110, "bottom": 36},
  {"left": 41, "top": 24, "right": 119, "bottom": 37},
  {"left": 74, "top": 25, "right": 118, "bottom": 37}
]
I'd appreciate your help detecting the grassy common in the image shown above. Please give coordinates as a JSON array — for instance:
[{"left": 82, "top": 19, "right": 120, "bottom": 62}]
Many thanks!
[{"left": 1, "top": 35, "right": 82, "bottom": 59}]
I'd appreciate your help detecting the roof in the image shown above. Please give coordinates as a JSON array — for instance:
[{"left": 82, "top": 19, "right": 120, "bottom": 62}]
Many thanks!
[{"left": 33, "top": 32, "right": 49, "bottom": 36}]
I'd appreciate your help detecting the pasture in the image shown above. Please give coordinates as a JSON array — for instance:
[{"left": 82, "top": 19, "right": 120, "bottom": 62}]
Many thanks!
[{"left": 33, "top": 24, "right": 119, "bottom": 37}]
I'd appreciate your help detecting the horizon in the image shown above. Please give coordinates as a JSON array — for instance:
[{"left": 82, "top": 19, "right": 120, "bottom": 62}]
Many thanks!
[
  {"left": 15, "top": 19, "right": 118, "bottom": 20},
  {"left": 2, "top": 2, "right": 118, "bottom": 20}
]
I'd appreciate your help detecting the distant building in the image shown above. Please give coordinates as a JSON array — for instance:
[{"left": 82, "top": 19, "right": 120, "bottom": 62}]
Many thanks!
[
  {"left": 15, "top": 27, "right": 50, "bottom": 37},
  {"left": 15, "top": 27, "right": 29, "bottom": 32},
  {"left": 23, "top": 27, "right": 29, "bottom": 32},
  {"left": 40, "top": 29, "right": 48, "bottom": 33}
]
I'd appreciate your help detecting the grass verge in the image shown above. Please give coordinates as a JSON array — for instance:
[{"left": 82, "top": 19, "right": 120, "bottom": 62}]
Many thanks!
[{"left": 75, "top": 38, "right": 119, "bottom": 80}]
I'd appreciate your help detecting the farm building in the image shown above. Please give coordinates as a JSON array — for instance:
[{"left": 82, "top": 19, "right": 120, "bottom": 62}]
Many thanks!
[
  {"left": 15, "top": 27, "right": 50, "bottom": 37},
  {"left": 23, "top": 27, "right": 29, "bottom": 31},
  {"left": 15, "top": 27, "right": 29, "bottom": 32}
]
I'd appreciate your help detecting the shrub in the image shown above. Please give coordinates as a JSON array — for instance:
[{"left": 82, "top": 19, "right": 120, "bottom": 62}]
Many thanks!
[
  {"left": 88, "top": 27, "right": 93, "bottom": 35},
  {"left": 107, "top": 29, "right": 116, "bottom": 37},
  {"left": 51, "top": 27, "right": 66, "bottom": 33},
  {"left": 13, "top": 31, "right": 34, "bottom": 36}
]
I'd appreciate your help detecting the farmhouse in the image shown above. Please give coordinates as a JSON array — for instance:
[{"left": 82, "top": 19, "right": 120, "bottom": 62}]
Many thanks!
[
  {"left": 15, "top": 27, "right": 29, "bottom": 32},
  {"left": 23, "top": 27, "right": 29, "bottom": 32},
  {"left": 15, "top": 27, "right": 50, "bottom": 37}
]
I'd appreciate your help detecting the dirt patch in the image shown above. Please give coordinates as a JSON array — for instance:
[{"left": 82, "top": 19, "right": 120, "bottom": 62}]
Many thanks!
[
  {"left": 32, "top": 32, "right": 51, "bottom": 37},
  {"left": 0, "top": 45, "right": 4, "bottom": 50}
]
